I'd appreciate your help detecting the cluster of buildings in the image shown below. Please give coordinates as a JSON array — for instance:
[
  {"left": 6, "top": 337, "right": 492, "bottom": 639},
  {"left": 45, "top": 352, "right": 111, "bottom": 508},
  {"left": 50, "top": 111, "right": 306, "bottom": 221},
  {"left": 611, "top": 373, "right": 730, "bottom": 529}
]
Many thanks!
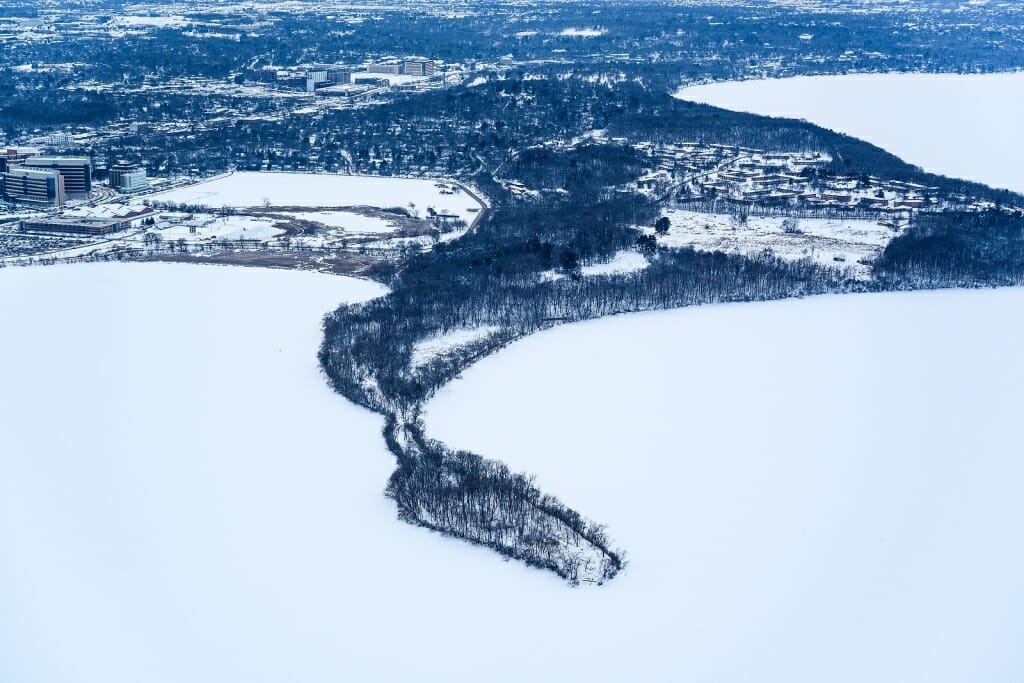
[
  {"left": 636, "top": 142, "right": 940, "bottom": 213},
  {"left": 257, "top": 58, "right": 438, "bottom": 94},
  {"left": 0, "top": 149, "right": 92, "bottom": 207},
  {"left": 0, "top": 148, "right": 148, "bottom": 208}
]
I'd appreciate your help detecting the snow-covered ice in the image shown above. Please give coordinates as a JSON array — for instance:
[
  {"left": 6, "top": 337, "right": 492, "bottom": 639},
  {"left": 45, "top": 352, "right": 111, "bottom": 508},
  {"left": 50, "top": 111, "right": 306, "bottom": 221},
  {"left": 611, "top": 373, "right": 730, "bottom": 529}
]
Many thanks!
[
  {"left": 149, "top": 172, "right": 484, "bottom": 224},
  {"left": 676, "top": 71, "right": 1024, "bottom": 194},
  {"left": 2, "top": 266, "right": 1024, "bottom": 681},
  {"left": 425, "top": 288, "right": 1024, "bottom": 681}
]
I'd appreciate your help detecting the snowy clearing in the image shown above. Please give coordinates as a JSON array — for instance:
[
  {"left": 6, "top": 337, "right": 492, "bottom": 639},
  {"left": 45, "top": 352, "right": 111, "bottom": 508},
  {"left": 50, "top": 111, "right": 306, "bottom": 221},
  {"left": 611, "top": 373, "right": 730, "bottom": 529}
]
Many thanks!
[
  {"left": 410, "top": 325, "right": 500, "bottom": 369},
  {"left": 149, "top": 172, "right": 484, "bottom": 224},
  {"left": 581, "top": 249, "right": 650, "bottom": 276},
  {"left": 539, "top": 249, "right": 650, "bottom": 282},
  {"left": 676, "top": 71, "right": 1024, "bottom": 194},
  {"left": 425, "top": 288, "right": 1024, "bottom": 681},
  {"left": 277, "top": 210, "right": 395, "bottom": 233},
  {"left": 652, "top": 209, "right": 898, "bottom": 278},
  {"left": 156, "top": 214, "right": 285, "bottom": 242}
]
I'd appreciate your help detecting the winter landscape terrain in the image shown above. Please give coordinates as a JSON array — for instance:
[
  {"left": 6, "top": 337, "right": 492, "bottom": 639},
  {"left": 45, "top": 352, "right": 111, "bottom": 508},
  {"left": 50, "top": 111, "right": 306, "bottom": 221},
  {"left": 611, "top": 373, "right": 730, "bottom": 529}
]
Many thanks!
[
  {"left": 3, "top": 0, "right": 1024, "bottom": 679},
  {"left": 2, "top": 266, "right": 1022, "bottom": 681},
  {"left": 677, "top": 72, "right": 1024, "bottom": 195}
]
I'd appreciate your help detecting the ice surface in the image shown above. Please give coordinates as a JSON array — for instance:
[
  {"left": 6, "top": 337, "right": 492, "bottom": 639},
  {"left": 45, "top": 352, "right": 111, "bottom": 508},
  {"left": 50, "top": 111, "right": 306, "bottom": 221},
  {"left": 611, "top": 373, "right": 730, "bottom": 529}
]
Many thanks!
[
  {"left": 425, "top": 289, "right": 1024, "bottom": 681},
  {"left": 4, "top": 267, "right": 1023, "bottom": 681},
  {"left": 677, "top": 72, "right": 1024, "bottom": 194}
]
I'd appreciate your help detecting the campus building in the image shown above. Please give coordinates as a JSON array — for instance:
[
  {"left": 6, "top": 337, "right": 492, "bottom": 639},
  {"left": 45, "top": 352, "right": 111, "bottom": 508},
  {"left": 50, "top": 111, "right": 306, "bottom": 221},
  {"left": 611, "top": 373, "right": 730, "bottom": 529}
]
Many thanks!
[
  {"left": 23, "top": 157, "right": 92, "bottom": 197},
  {"left": 108, "top": 162, "right": 149, "bottom": 193},
  {"left": 0, "top": 167, "right": 65, "bottom": 207},
  {"left": 366, "top": 62, "right": 401, "bottom": 75},
  {"left": 402, "top": 60, "right": 436, "bottom": 76},
  {"left": 306, "top": 70, "right": 329, "bottom": 92},
  {"left": 21, "top": 205, "right": 155, "bottom": 235},
  {"left": 327, "top": 67, "right": 352, "bottom": 84},
  {"left": 0, "top": 146, "right": 39, "bottom": 173}
]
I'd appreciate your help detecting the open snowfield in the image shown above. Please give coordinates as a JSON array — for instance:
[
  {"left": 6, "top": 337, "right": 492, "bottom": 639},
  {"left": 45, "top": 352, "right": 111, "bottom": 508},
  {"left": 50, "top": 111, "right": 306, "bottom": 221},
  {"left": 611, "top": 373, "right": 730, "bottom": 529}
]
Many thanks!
[
  {"left": 156, "top": 214, "right": 285, "bottom": 242},
  {"left": 651, "top": 209, "right": 896, "bottom": 278},
  {"left": 278, "top": 210, "right": 394, "bottom": 233},
  {"left": 676, "top": 71, "right": 1024, "bottom": 194},
  {"left": 149, "top": 172, "right": 483, "bottom": 224},
  {"left": 424, "top": 288, "right": 1024, "bottom": 681}
]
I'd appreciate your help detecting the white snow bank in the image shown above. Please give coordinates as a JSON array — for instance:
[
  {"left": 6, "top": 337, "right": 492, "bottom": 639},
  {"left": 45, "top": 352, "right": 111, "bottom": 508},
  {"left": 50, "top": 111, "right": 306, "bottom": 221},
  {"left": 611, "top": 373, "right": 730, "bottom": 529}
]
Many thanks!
[
  {"left": 411, "top": 325, "right": 500, "bottom": 368},
  {"left": 676, "top": 71, "right": 1024, "bottom": 194},
  {"left": 425, "top": 288, "right": 1024, "bottom": 681},
  {"left": 149, "top": 172, "right": 484, "bottom": 224}
]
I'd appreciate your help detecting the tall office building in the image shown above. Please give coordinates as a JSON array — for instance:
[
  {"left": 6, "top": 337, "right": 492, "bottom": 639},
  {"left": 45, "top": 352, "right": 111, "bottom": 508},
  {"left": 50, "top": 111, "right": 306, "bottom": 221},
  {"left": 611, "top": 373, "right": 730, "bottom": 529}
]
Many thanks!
[
  {"left": 366, "top": 63, "right": 401, "bottom": 75},
  {"left": 1, "top": 167, "right": 65, "bottom": 207},
  {"left": 327, "top": 68, "right": 352, "bottom": 84},
  {"left": 306, "top": 70, "right": 329, "bottom": 92},
  {"left": 23, "top": 157, "right": 92, "bottom": 197},
  {"left": 402, "top": 60, "right": 436, "bottom": 76},
  {"left": 108, "top": 162, "right": 148, "bottom": 193},
  {"left": 0, "top": 146, "right": 39, "bottom": 173}
]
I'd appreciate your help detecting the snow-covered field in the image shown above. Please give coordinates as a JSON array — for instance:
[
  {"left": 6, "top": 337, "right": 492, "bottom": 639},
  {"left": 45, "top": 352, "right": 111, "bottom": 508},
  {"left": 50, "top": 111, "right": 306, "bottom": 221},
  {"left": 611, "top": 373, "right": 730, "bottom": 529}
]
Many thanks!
[
  {"left": 278, "top": 210, "right": 394, "bottom": 233},
  {"left": 676, "top": 71, "right": 1024, "bottom": 194},
  {"left": 652, "top": 209, "right": 897, "bottom": 278},
  {"left": 156, "top": 214, "right": 285, "bottom": 242},
  {"left": 150, "top": 172, "right": 483, "bottom": 224},
  {"left": 424, "top": 288, "right": 1024, "bottom": 681}
]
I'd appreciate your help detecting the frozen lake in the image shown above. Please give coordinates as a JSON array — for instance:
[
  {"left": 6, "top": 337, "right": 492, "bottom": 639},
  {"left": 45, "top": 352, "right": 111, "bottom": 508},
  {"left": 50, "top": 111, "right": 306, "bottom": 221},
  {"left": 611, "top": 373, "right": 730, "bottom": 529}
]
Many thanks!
[
  {"left": 425, "top": 288, "right": 1024, "bottom": 681},
  {"left": 3, "top": 264, "right": 1023, "bottom": 681},
  {"left": 677, "top": 71, "right": 1024, "bottom": 194}
]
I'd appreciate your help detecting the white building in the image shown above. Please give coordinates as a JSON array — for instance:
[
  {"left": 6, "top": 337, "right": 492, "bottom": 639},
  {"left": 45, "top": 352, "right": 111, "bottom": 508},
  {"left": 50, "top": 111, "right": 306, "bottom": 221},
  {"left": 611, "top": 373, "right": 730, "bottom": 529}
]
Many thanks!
[{"left": 109, "top": 162, "right": 148, "bottom": 193}]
